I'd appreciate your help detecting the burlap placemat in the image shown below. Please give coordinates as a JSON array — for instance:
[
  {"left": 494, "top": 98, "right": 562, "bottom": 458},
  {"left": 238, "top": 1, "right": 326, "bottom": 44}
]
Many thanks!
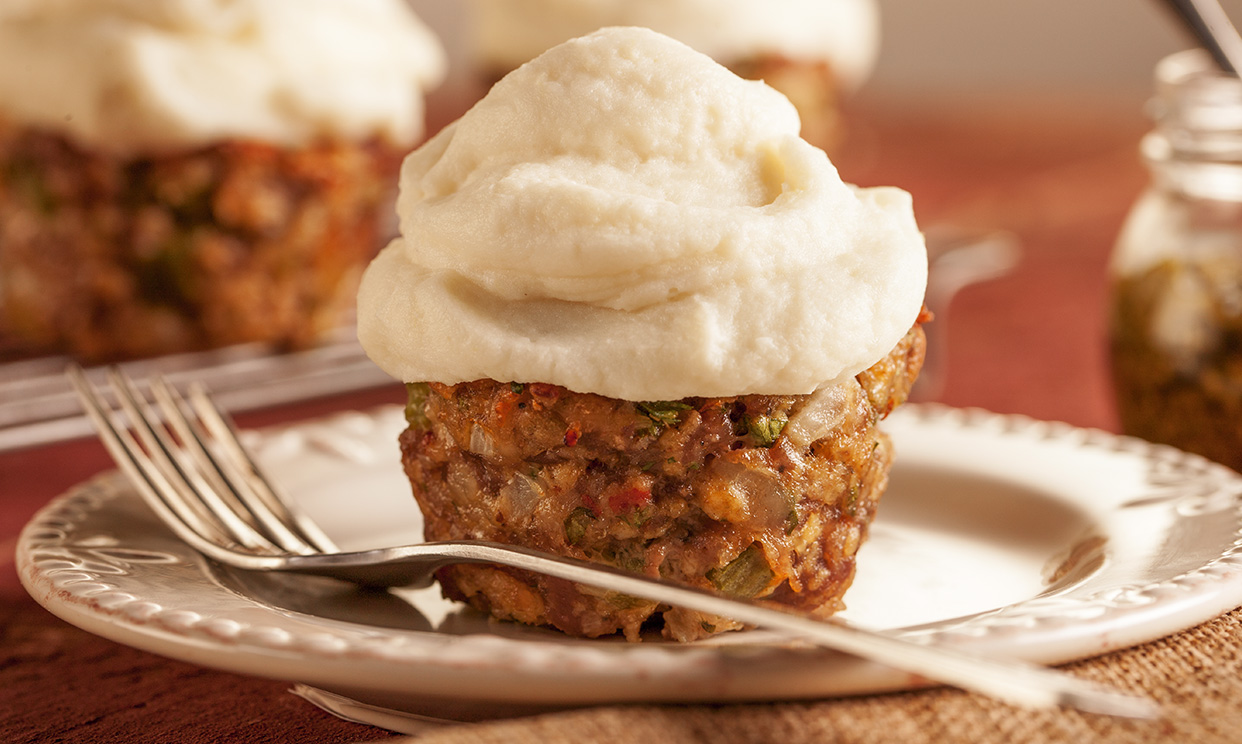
[{"left": 394, "top": 605, "right": 1242, "bottom": 744}]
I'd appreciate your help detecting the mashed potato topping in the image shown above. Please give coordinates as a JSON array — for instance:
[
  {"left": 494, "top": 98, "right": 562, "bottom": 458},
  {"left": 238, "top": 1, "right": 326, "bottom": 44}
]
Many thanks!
[
  {"left": 471, "top": 0, "right": 880, "bottom": 90},
  {"left": 0, "top": 0, "right": 446, "bottom": 153},
  {"left": 357, "top": 27, "right": 926, "bottom": 401}
]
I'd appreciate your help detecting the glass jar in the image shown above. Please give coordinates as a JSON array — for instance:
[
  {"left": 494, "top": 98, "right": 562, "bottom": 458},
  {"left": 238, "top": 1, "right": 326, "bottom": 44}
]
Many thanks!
[{"left": 1110, "top": 49, "right": 1242, "bottom": 471}]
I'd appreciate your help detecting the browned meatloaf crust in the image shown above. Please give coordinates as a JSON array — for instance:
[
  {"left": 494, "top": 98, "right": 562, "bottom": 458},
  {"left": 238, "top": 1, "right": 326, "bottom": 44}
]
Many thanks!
[
  {"left": 399, "top": 316, "right": 927, "bottom": 642},
  {"left": 0, "top": 120, "right": 403, "bottom": 361}
]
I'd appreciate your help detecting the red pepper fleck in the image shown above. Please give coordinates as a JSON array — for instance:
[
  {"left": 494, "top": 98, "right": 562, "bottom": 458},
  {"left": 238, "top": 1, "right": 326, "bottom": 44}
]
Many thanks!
[
  {"left": 494, "top": 393, "right": 518, "bottom": 422},
  {"left": 529, "top": 383, "right": 561, "bottom": 410},
  {"left": 564, "top": 423, "right": 581, "bottom": 447},
  {"left": 609, "top": 486, "right": 652, "bottom": 514}
]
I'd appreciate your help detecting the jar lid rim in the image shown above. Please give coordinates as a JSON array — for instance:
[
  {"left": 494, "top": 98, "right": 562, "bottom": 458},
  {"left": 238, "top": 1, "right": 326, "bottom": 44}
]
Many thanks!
[{"left": 1158, "top": 49, "right": 1242, "bottom": 93}]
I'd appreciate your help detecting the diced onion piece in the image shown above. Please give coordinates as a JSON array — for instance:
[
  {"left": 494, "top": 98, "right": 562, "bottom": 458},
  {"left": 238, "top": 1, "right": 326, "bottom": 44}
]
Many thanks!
[
  {"left": 707, "top": 458, "right": 791, "bottom": 529},
  {"left": 499, "top": 472, "right": 544, "bottom": 521},
  {"left": 783, "top": 381, "right": 860, "bottom": 447},
  {"left": 468, "top": 423, "right": 498, "bottom": 458},
  {"left": 446, "top": 460, "right": 480, "bottom": 505}
]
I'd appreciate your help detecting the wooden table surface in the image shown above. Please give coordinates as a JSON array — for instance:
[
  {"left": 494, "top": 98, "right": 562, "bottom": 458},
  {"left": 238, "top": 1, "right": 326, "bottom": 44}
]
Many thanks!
[{"left": 1, "top": 95, "right": 1158, "bottom": 743}]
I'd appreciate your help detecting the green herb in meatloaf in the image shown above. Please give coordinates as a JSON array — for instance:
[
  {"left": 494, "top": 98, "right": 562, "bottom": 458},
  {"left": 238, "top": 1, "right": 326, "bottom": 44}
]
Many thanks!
[
  {"left": 636, "top": 400, "right": 693, "bottom": 434},
  {"left": 708, "top": 543, "right": 777, "bottom": 598},
  {"left": 564, "top": 506, "right": 594, "bottom": 546},
  {"left": 746, "top": 411, "right": 789, "bottom": 448},
  {"left": 404, "top": 383, "right": 432, "bottom": 429}
]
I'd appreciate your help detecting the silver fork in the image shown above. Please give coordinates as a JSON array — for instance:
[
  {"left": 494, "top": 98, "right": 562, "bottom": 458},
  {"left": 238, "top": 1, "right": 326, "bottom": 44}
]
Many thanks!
[{"left": 66, "top": 364, "right": 1159, "bottom": 720}]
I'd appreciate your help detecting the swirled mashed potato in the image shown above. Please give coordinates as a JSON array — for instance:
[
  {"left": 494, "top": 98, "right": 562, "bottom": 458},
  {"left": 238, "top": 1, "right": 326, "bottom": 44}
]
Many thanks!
[
  {"left": 0, "top": 0, "right": 446, "bottom": 154},
  {"left": 357, "top": 26, "right": 926, "bottom": 401}
]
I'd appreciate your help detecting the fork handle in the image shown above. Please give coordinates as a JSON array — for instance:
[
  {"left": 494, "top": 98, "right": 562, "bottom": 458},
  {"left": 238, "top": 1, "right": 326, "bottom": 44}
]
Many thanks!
[{"left": 281, "top": 540, "right": 1157, "bottom": 719}]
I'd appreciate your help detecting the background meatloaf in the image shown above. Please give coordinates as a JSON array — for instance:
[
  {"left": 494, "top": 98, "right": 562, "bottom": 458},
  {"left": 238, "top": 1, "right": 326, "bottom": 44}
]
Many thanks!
[{"left": 0, "top": 121, "right": 402, "bottom": 361}]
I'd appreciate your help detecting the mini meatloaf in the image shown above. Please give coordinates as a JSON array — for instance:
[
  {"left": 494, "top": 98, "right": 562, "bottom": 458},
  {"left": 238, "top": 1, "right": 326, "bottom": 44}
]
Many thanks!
[
  {"left": 399, "top": 316, "right": 927, "bottom": 642},
  {"left": 728, "top": 55, "right": 844, "bottom": 152},
  {"left": 0, "top": 121, "right": 402, "bottom": 361}
]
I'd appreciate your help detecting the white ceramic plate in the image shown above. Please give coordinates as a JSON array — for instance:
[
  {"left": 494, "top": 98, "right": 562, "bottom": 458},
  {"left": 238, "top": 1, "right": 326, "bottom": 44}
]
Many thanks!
[{"left": 17, "top": 404, "right": 1242, "bottom": 726}]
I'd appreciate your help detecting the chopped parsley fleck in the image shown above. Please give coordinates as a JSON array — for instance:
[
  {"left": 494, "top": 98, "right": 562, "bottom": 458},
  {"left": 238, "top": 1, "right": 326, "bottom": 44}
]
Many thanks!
[
  {"left": 605, "top": 592, "right": 647, "bottom": 609},
  {"left": 746, "top": 413, "right": 788, "bottom": 447},
  {"left": 637, "top": 400, "right": 693, "bottom": 429},
  {"left": 707, "top": 544, "right": 775, "bottom": 598},
  {"left": 784, "top": 509, "right": 800, "bottom": 535},
  {"left": 404, "top": 383, "right": 431, "bottom": 429},
  {"left": 845, "top": 486, "right": 859, "bottom": 517},
  {"left": 620, "top": 506, "right": 653, "bottom": 529},
  {"left": 564, "top": 507, "right": 594, "bottom": 546}
]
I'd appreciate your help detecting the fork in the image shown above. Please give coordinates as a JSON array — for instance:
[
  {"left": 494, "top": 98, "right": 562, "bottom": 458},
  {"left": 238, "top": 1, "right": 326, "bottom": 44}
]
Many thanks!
[{"left": 66, "top": 364, "right": 1159, "bottom": 719}]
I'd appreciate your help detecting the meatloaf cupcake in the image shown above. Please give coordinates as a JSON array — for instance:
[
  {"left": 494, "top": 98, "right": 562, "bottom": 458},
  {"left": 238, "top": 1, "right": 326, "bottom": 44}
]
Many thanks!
[
  {"left": 358, "top": 27, "right": 927, "bottom": 642},
  {"left": 0, "top": 0, "right": 445, "bottom": 361},
  {"left": 466, "top": 0, "right": 879, "bottom": 151}
]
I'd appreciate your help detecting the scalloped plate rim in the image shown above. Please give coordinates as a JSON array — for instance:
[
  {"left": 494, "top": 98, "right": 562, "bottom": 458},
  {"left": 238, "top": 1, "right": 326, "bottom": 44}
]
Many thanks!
[{"left": 17, "top": 403, "right": 1242, "bottom": 713}]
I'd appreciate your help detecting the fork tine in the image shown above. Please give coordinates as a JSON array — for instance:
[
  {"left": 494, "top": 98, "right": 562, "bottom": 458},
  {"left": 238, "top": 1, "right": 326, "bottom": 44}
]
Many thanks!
[
  {"left": 149, "top": 377, "right": 323, "bottom": 556},
  {"left": 66, "top": 365, "right": 238, "bottom": 554},
  {"left": 102, "top": 368, "right": 279, "bottom": 554},
  {"left": 143, "top": 375, "right": 305, "bottom": 554},
  {"left": 186, "top": 382, "right": 340, "bottom": 554}
]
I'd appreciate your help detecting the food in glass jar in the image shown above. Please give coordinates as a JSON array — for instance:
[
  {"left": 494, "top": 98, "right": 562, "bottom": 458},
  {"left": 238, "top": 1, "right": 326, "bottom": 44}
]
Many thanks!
[{"left": 1111, "top": 255, "right": 1242, "bottom": 472}]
